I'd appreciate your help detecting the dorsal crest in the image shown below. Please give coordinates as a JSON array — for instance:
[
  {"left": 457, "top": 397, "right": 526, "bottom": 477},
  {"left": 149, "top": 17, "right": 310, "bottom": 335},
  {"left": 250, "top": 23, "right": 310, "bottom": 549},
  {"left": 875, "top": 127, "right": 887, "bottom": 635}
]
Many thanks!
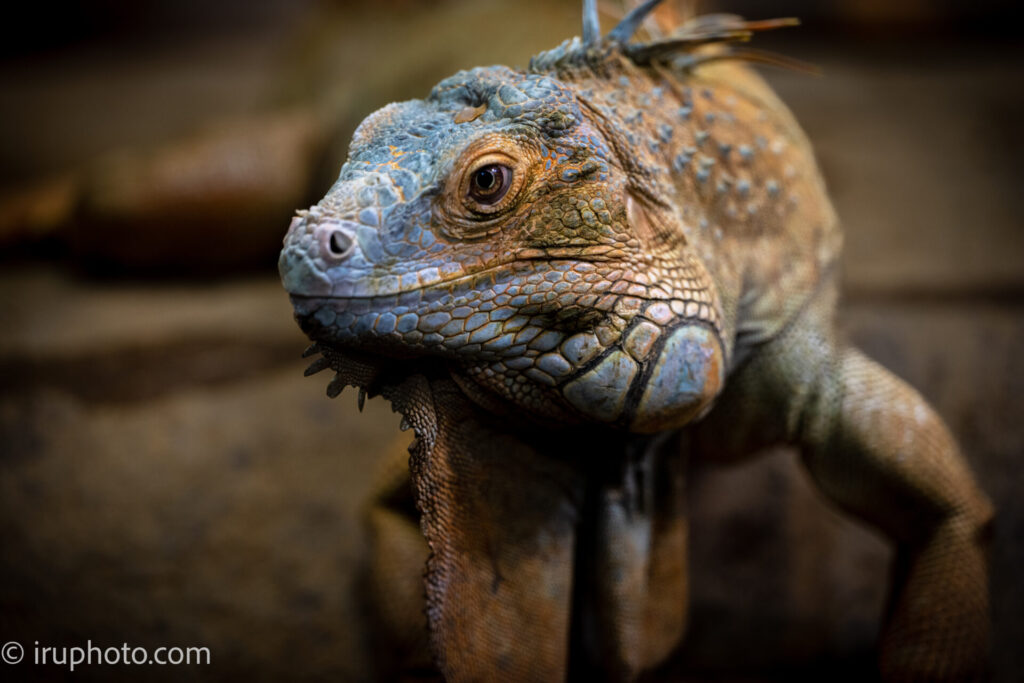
[{"left": 530, "top": 1, "right": 800, "bottom": 76}]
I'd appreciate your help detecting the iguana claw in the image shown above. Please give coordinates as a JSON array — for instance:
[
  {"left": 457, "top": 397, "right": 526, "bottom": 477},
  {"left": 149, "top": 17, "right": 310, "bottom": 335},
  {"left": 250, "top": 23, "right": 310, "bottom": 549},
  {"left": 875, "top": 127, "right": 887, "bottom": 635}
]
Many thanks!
[{"left": 303, "top": 357, "right": 330, "bottom": 376}]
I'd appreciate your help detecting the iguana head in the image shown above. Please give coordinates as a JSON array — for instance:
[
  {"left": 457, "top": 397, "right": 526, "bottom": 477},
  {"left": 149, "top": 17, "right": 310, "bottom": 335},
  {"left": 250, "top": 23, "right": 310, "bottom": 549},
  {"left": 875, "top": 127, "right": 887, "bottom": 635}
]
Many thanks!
[{"left": 278, "top": 2, "right": 791, "bottom": 432}]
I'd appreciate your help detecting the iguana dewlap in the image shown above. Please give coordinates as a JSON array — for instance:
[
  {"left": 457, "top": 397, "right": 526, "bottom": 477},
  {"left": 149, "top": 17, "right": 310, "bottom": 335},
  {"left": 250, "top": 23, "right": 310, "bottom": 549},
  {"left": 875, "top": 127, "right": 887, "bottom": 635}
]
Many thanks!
[{"left": 278, "top": 2, "right": 993, "bottom": 680}]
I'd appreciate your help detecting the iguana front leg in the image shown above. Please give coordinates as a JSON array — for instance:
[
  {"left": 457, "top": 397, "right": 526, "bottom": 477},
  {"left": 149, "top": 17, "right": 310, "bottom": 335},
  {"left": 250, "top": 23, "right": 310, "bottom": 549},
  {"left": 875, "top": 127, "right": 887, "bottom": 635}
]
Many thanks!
[
  {"left": 800, "top": 347, "right": 993, "bottom": 681},
  {"left": 701, "top": 292, "right": 993, "bottom": 681}
]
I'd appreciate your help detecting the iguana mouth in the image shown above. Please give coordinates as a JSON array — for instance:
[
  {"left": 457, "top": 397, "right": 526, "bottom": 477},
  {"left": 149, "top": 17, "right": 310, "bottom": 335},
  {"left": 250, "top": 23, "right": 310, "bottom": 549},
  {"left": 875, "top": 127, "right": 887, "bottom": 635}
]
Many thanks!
[{"left": 284, "top": 252, "right": 621, "bottom": 302}]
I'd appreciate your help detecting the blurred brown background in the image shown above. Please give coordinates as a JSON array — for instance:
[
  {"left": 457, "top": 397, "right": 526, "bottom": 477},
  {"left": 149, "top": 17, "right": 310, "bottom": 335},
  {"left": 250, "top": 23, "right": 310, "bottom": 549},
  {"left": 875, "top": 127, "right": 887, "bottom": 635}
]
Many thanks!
[{"left": 0, "top": 1, "right": 1021, "bottom": 681}]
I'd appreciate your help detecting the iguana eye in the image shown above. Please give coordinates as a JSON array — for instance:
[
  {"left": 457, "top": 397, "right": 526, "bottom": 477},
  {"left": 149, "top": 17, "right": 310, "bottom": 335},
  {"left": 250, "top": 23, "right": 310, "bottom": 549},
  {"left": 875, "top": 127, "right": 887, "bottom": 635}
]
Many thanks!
[
  {"left": 468, "top": 164, "right": 511, "bottom": 204},
  {"left": 447, "top": 147, "right": 523, "bottom": 227}
]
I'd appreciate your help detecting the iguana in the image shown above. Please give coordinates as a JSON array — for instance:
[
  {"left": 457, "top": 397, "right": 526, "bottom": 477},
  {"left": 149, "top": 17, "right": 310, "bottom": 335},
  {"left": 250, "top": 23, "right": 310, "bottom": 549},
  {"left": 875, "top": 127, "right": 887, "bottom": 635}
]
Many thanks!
[{"left": 278, "top": 1, "right": 993, "bottom": 680}]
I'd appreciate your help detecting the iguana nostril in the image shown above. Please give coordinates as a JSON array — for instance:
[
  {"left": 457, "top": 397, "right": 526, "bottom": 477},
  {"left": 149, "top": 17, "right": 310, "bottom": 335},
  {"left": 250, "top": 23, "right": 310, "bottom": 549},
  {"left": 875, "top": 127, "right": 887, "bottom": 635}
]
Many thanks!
[{"left": 327, "top": 230, "right": 354, "bottom": 258}]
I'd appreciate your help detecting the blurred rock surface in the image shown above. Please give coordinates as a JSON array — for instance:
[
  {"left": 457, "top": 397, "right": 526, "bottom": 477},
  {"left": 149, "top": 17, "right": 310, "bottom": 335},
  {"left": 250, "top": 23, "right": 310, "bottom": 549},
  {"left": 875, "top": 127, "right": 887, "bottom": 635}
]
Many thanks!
[
  {"left": 70, "top": 109, "right": 326, "bottom": 273},
  {"left": 0, "top": 0, "right": 582, "bottom": 273}
]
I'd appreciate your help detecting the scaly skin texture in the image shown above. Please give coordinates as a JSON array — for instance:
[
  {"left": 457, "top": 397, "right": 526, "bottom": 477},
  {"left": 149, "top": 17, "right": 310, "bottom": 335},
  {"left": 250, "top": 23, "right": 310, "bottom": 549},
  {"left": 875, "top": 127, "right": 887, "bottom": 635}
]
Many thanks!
[{"left": 279, "top": 5, "right": 993, "bottom": 681}]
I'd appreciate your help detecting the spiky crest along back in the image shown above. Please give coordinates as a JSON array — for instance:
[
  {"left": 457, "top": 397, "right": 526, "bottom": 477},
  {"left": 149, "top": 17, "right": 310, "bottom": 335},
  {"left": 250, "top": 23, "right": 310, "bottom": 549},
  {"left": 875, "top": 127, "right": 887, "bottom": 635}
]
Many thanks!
[{"left": 530, "top": 0, "right": 800, "bottom": 75}]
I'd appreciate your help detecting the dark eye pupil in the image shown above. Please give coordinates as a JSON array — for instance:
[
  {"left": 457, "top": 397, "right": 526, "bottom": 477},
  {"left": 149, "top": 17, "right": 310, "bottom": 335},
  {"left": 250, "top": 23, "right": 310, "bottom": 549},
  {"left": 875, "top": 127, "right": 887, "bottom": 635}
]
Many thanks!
[{"left": 475, "top": 167, "right": 498, "bottom": 192}]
